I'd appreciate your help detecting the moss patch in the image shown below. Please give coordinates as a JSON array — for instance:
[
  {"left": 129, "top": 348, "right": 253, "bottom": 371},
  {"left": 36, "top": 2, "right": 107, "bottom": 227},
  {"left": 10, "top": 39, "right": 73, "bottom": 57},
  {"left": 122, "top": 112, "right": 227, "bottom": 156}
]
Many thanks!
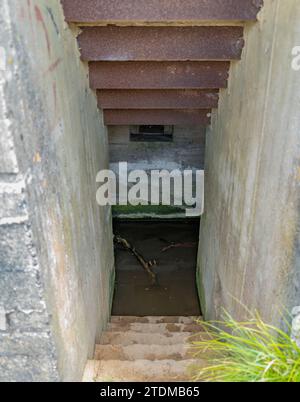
[{"left": 112, "top": 204, "right": 188, "bottom": 219}]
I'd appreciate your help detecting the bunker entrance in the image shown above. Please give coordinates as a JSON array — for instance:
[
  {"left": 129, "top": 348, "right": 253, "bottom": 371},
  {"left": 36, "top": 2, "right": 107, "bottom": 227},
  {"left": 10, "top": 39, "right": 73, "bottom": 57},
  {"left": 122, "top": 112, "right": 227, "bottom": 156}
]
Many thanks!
[{"left": 111, "top": 219, "right": 201, "bottom": 316}]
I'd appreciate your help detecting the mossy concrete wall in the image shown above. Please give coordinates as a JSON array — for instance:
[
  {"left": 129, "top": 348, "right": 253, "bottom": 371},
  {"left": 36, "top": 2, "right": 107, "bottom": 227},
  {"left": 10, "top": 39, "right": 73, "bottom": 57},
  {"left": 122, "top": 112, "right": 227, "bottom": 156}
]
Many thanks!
[
  {"left": 109, "top": 125, "right": 205, "bottom": 219},
  {"left": 0, "top": 0, "right": 114, "bottom": 381},
  {"left": 198, "top": 0, "right": 300, "bottom": 326}
]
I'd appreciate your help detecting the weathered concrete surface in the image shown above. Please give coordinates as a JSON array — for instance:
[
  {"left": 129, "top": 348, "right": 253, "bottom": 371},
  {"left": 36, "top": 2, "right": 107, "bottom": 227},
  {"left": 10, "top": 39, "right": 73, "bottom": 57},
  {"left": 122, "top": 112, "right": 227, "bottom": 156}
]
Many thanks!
[
  {"left": 0, "top": 0, "right": 114, "bottom": 381},
  {"left": 83, "top": 315, "right": 203, "bottom": 382},
  {"left": 198, "top": 0, "right": 300, "bottom": 326}
]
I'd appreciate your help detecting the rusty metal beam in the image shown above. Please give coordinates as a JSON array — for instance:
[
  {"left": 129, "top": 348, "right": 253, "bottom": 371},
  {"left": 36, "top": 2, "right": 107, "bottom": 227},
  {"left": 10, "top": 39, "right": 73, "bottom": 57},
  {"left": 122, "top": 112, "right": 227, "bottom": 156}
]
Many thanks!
[
  {"left": 78, "top": 26, "right": 244, "bottom": 61},
  {"left": 62, "top": 0, "right": 263, "bottom": 24},
  {"left": 97, "top": 89, "right": 219, "bottom": 109},
  {"left": 90, "top": 62, "right": 230, "bottom": 90},
  {"left": 104, "top": 109, "right": 211, "bottom": 125}
]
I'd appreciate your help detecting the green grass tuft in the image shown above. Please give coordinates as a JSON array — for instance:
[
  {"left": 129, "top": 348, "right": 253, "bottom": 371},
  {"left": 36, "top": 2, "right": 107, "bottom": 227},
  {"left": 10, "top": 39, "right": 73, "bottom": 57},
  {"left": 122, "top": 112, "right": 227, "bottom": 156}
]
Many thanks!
[{"left": 190, "top": 311, "right": 300, "bottom": 382}]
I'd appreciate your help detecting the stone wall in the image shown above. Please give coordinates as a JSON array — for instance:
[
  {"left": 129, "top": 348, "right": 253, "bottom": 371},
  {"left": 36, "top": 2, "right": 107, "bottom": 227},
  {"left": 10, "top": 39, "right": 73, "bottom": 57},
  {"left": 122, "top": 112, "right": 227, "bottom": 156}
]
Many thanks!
[
  {"left": 0, "top": 0, "right": 114, "bottom": 381},
  {"left": 197, "top": 0, "right": 300, "bottom": 326}
]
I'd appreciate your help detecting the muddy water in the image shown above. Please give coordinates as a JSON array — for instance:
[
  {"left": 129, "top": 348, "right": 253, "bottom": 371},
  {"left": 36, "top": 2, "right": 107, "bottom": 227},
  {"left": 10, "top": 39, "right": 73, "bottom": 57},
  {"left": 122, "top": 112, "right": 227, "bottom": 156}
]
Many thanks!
[{"left": 112, "top": 220, "right": 201, "bottom": 316}]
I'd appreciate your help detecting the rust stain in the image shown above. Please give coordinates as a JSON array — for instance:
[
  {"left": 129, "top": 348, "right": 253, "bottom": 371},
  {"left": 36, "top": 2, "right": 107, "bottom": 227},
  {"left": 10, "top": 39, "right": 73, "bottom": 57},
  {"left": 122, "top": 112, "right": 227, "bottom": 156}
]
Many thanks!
[
  {"left": 89, "top": 61, "right": 230, "bottom": 90},
  {"left": 45, "top": 57, "right": 62, "bottom": 75},
  {"left": 97, "top": 89, "right": 219, "bottom": 109},
  {"left": 78, "top": 26, "right": 244, "bottom": 62},
  {"left": 62, "top": 0, "right": 263, "bottom": 23},
  {"left": 35, "top": 5, "right": 51, "bottom": 57},
  {"left": 104, "top": 109, "right": 211, "bottom": 125},
  {"left": 33, "top": 152, "right": 42, "bottom": 163}
]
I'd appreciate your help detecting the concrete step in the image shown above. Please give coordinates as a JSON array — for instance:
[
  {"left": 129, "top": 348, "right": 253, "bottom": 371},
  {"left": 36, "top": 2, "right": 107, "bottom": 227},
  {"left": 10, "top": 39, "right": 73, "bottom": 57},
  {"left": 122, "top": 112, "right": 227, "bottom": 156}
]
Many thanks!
[
  {"left": 83, "top": 359, "right": 200, "bottom": 382},
  {"left": 90, "top": 61, "right": 230, "bottom": 90},
  {"left": 107, "top": 322, "right": 203, "bottom": 333},
  {"left": 100, "top": 331, "right": 205, "bottom": 346},
  {"left": 110, "top": 316, "right": 201, "bottom": 325},
  {"left": 94, "top": 343, "right": 194, "bottom": 361},
  {"left": 78, "top": 26, "right": 244, "bottom": 62},
  {"left": 62, "top": 0, "right": 263, "bottom": 25}
]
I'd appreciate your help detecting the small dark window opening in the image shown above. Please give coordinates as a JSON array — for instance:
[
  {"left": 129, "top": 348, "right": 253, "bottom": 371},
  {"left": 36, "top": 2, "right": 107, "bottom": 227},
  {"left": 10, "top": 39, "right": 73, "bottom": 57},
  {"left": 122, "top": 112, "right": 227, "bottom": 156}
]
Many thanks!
[{"left": 130, "top": 125, "right": 174, "bottom": 142}]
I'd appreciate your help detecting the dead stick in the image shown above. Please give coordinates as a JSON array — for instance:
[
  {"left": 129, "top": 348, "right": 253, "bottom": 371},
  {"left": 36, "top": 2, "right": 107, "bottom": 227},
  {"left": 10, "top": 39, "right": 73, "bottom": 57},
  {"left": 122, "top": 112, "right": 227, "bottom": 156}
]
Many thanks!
[
  {"left": 114, "top": 235, "right": 157, "bottom": 285},
  {"left": 161, "top": 242, "right": 197, "bottom": 252}
]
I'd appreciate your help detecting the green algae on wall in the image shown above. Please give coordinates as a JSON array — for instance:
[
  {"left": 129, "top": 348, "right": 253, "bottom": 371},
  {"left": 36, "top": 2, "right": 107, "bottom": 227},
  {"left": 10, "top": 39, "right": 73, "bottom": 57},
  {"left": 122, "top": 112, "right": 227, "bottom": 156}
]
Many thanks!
[{"left": 113, "top": 205, "right": 192, "bottom": 220}]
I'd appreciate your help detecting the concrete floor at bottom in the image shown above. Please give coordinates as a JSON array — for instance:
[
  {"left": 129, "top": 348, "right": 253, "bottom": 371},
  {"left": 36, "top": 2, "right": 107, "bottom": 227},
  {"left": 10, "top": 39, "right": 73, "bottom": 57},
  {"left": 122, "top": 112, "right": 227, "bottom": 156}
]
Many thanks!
[{"left": 112, "top": 220, "right": 201, "bottom": 316}]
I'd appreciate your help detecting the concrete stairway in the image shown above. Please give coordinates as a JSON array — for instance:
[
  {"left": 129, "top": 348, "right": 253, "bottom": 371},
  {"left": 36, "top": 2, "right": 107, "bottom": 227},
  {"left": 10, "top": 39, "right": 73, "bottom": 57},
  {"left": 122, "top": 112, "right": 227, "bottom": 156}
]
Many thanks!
[
  {"left": 61, "top": 0, "right": 263, "bottom": 126},
  {"left": 83, "top": 316, "right": 205, "bottom": 382}
]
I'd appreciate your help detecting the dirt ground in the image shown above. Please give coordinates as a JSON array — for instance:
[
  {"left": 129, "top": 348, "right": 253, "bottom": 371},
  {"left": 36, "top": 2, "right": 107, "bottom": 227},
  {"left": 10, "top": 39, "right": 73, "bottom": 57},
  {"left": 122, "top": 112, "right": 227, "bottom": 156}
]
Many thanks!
[{"left": 112, "top": 220, "right": 201, "bottom": 316}]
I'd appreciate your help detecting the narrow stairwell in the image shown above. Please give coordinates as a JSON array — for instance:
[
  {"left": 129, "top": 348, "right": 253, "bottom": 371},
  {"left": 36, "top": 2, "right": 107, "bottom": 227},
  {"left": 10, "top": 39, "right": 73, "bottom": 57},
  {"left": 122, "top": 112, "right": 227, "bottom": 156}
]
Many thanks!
[
  {"left": 60, "top": 0, "right": 264, "bottom": 383},
  {"left": 61, "top": 0, "right": 263, "bottom": 126},
  {"left": 83, "top": 316, "right": 205, "bottom": 382}
]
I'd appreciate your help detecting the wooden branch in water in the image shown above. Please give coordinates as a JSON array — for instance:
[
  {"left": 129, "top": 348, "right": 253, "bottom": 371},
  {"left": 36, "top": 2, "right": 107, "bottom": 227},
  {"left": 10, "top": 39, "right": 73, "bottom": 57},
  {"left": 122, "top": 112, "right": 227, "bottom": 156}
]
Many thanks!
[
  {"left": 161, "top": 242, "right": 197, "bottom": 252},
  {"left": 114, "top": 235, "right": 157, "bottom": 285}
]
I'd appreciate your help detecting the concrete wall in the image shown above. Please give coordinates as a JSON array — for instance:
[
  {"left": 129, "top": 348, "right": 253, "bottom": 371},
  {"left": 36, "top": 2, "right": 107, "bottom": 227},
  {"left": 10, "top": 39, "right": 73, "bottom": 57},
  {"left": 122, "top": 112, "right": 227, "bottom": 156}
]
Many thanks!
[
  {"left": 109, "top": 125, "right": 205, "bottom": 219},
  {"left": 0, "top": 0, "right": 114, "bottom": 381},
  {"left": 198, "top": 0, "right": 300, "bottom": 326}
]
